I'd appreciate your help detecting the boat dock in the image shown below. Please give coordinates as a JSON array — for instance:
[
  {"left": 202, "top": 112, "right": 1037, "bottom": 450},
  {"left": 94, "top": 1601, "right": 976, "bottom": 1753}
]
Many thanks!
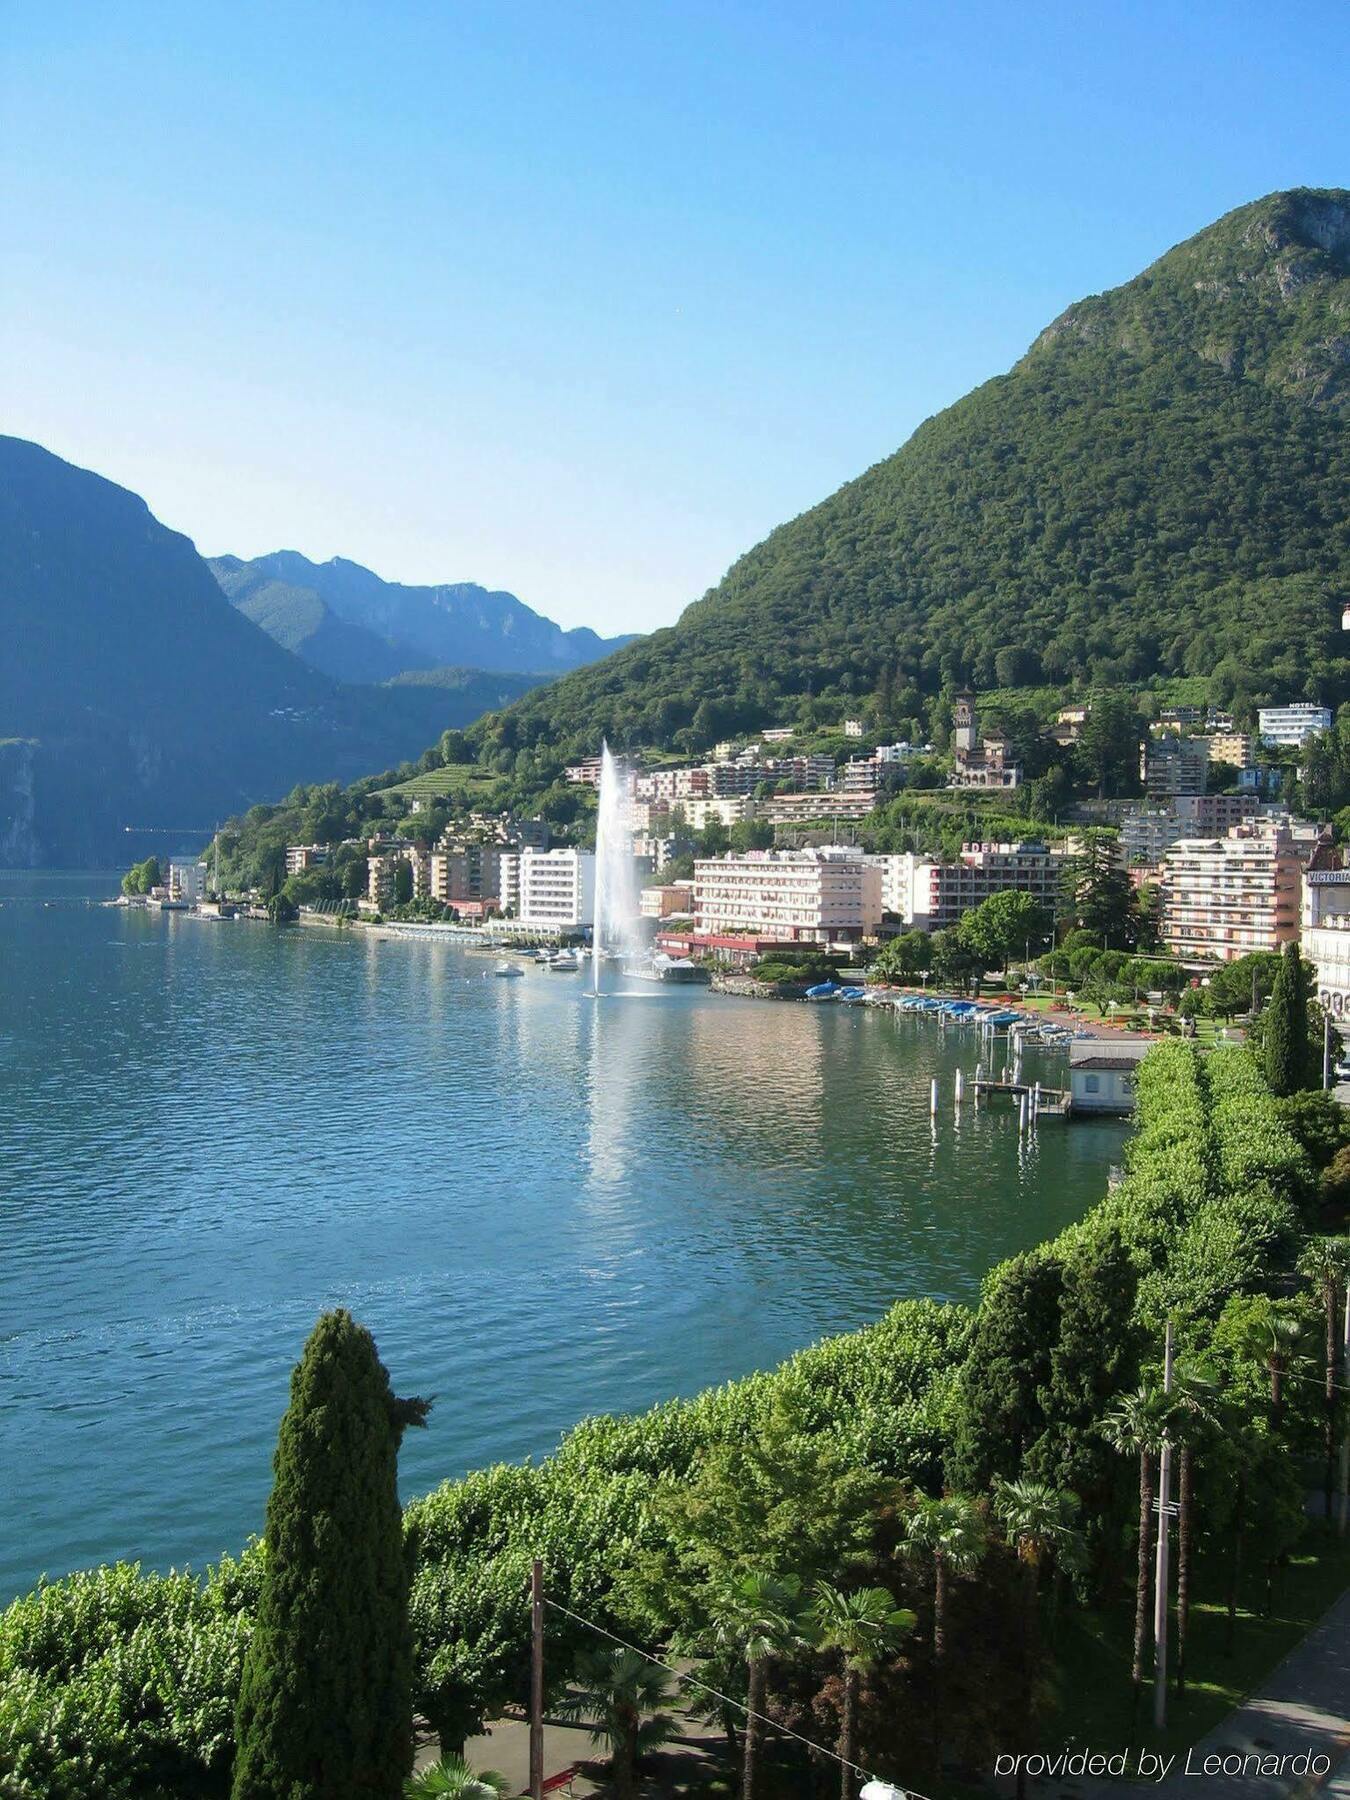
[{"left": 971, "top": 1076, "right": 1072, "bottom": 1117}]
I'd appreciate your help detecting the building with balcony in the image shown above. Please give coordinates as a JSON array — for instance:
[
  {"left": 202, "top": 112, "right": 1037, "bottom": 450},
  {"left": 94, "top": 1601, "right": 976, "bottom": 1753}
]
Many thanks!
[
  {"left": 517, "top": 848, "right": 595, "bottom": 929},
  {"left": 1258, "top": 703, "right": 1333, "bottom": 748},
  {"left": 907, "top": 841, "right": 1066, "bottom": 930},
  {"left": 429, "top": 841, "right": 508, "bottom": 907},
  {"left": 1160, "top": 825, "right": 1301, "bottom": 963},
  {"left": 285, "top": 844, "right": 330, "bottom": 876},
  {"left": 167, "top": 859, "right": 208, "bottom": 903},
  {"left": 1143, "top": 732, "right": 1210, "bottom": 800},
  {"left": 693, "top": 849, "right": 882, "bottom": 944},
  {"left": 639, "top": 881, "right": 695, "bottom": 919},
  {"left": 1304, "top": 870, "right": 1350, "bottom": 1018}
]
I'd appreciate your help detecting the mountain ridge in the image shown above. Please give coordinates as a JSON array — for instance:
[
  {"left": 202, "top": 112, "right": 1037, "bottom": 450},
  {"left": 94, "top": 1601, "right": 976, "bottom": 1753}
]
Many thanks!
[
  {"left": 210, "top": 549, "right": 635, "bottom": 682},
  {"left": 451, "top": 186, "right": 1350, "bottom": 772}
]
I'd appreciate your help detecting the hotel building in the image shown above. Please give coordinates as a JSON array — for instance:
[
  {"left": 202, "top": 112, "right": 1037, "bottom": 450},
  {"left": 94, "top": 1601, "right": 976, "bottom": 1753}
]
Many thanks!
[
  {"left": 517, "top": 848, "right": 596, "bottom": 929},
  {"left": 693, "top": 850, "right": 882, "bottom": 944}
]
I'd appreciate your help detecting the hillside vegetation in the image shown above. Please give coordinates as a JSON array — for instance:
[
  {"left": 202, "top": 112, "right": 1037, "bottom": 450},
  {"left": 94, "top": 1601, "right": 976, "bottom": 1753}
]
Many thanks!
[{"left": 463, "top": 188, "right": 1350, "bottom": 769}]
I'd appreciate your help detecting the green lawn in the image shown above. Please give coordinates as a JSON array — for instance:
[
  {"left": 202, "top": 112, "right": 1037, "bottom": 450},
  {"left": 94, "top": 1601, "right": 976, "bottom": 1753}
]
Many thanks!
[{"left": 1041, "top": 1529, "right": 1350, "bottom": 1759}]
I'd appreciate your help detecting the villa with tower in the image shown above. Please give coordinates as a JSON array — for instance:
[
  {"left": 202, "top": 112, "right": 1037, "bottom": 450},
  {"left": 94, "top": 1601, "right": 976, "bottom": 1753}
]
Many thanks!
[{"left": 947, "top": 689, "right": 1022, "bottom": 791}]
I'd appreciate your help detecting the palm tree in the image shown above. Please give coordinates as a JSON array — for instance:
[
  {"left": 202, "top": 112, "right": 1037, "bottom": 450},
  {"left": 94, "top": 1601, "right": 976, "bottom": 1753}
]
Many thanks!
[
  {"left": 1166, "top": 1364, "right": 1218, "bottom": 1698},
  {"left": 703, "top": 1573, "right": 804, "bottom": 1800},
  {"left": 405, "top": 1757, "right": 511, "bottom": 1800},
  {"left": 1298, "top": 1238, "right": 1350, "bottom": 1520},
  {"left": 994, "top": 1479, "right": 1084, "bottom": 1800},
  {"left": 1236, "top": 1302, "right": 1307, "bottom": 1433},
  {"left": 810, "top": 1584, "right": 915, "bottom": 1800},
  {"left": 1101, "top": 1382, "right": 1169, "bottom": 1714},
  {"left": 554, "top": 1646, "right": 679, "bottom": 1800},
  {"left": 902, "top": 1495, "right": 986, "bottom": 1667}
]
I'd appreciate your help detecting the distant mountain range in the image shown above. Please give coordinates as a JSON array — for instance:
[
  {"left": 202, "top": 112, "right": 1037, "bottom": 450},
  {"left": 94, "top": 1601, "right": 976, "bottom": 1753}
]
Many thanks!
[
  {"left": 462, "top": 186, "right": 1350, "bottom": 769},
  {"left": 0, "top": 440, "right": 618, "bottom": 865},
  {"left": 209, "top": 550, "right": 633, "bottom": 685}
]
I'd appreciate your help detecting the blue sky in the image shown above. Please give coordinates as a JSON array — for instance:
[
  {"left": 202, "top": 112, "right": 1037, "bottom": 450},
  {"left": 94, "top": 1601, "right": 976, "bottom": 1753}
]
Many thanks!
[{"left": 2, "top": 3, "right": 1345, "bottom": 637}]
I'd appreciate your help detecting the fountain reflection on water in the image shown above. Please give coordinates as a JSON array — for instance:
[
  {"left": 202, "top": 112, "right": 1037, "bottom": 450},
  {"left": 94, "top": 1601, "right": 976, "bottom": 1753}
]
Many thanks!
[{"left": 591, "top": 742, "right": 646, "bottom": 995}]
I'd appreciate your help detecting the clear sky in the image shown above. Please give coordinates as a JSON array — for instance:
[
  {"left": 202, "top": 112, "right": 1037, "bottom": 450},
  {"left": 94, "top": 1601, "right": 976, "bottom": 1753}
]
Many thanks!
[{"left": 2, "top": 3, "right": 1345, "bottom": 637}]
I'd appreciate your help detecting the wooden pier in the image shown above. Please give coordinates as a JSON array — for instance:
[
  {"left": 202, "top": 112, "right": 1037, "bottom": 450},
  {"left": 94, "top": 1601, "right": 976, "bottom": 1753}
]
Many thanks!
[{"left": 972, "top": 1076, "right": 1072, "bottom": 1117}]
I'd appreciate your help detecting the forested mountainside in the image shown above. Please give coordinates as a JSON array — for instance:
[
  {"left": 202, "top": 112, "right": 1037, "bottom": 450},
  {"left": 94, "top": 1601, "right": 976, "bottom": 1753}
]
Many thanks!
[{"left": 459, "top": 187, "right": 1349, "bottom": 768}]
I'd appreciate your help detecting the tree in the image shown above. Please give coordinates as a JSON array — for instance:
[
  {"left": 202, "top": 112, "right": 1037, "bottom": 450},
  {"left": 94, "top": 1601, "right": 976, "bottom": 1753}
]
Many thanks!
[
  {"left": 1166, "top": 1364, "right": 1219, "bottom": 1697},
  {"left": 1075, "top": 693, "right": 1142, "bottom": 799},
  {"left": 394, "top": 859, "right": 415, "bottom": 907},
  {"left": 1059, "top": 832, "right": 1137, "bottom": 949},
  {"left": 1263, "top": 943, "right": 1316, "bottom": 1096},
  {"left": 703, "top": 1574, "right": 804, "bottom": 1800},
  {"left": 809, "top": 1585, "right": 914, "bottom": 1800},
  {"left": 992, "top": 1480, "right": 1084, "bottom": 1800},
  {"left": 1101, "top": 1384, "right": 1168, "bottom": 1714},
  {"left": 1204, "top": 951, "right": 1283, "bottom": 1021},
  {"left": 947, "top": 1252, "right": 1064, "bottom": 1492},
  {"left": 902, "top": 1497, "right": 985, "bottom": 1668},
  {"left": 555, "top": 1648, "right": 679, "bottom": 1800},
  {"left": 406, "top": 1758, "right": 511, "bottom": 1800},
  {"left": 1296, "top": 1238, "right": 1350, "bottom": 1520},
  {"left": 871, "top": 930, "right": 931, "bottom": 982},
  {"left": 121, "top": 856, "right": 161, "bottom": 895},
  {"left": 957, "top": 890, "right": 1051, "bottom": 980},
  {"left": 231, "top": 1310, "right": 430, "bottom": 1800}
]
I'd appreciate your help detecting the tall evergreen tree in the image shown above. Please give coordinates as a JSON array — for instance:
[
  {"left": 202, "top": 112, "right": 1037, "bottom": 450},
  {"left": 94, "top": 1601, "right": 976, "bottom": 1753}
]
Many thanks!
[
  {"left": 1263, "top": 942, "right": 1313, "bottom": 1097},
  {"left": 946, "top": 1251, "right": 1065, "bottom": 1492},
  {"left": 232, "top": 1310, "right": 430, "bottom": 1800}
]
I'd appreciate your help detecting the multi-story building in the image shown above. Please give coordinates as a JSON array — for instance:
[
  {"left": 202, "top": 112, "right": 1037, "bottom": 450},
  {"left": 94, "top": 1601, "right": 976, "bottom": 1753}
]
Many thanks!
[
  {"left": 907, "top": 841, "right": 1066, "bottom": 930},
  {"left": 706, "top": 760, "right": 761, "bottom": 797},
  {"left": 632, "top": 834, "right": 692, "bottom": 868},
  {"left": 1205, "top": 732, "right": 1256, "bottom": 770},
  {"left": 1120, "top": 809, "right": 1184, "bottom": 866},
  {"left": 639, "top": 881, "right": 695, "bottom": 920},
  {"left": 429, "top": 841, "right": 508, "bottom": 907},
  {"left": 517, "top": 848, "right": 595, "bottom": 929},
  {"left": 839, "top": 756, "right": 902, "bottom": 801},
  {"left": 694, "top": 849, "right": 882, "bottom": 944},
  {"left": 768, "top": 753, "right": 836, "bottom": 790},
  {"left": 759, "top": 791, "right": 874, "bottom": 825},
  {"left": 761, "top": 726, "right": 795, "bottom": 743},
  {"left": 1258, "top": 703, "right": 1333, "bottom": 748},
  {"left": 366, "top": 853, "right": 400, "bottom": 908},
  {"left": 1143, "top": 732, "right": 1210, "bottom": 800},
  {"left": 1172, "top": 793, "right": 1260, "bottom": 834},
  {"left": 1303, "top": 869, "right": 1350, "bottom": 1018},
  {"left": 1160, "top": 825, "right": 1301, "bottom": 963},
  {"left": 167, "top": 859, "right": 208, "bottom": 903},
  {"left": 683, "top": 795, "right": 756, "bottom": 830},
  {"left": 564, "top": 757, "right": 604, "bottom": 787},
  {"left": 285, "top": 844, "right": 330, "bottom": 876},
  {"left": 499, "top": 852, "right": 521, "bottom": 918}
]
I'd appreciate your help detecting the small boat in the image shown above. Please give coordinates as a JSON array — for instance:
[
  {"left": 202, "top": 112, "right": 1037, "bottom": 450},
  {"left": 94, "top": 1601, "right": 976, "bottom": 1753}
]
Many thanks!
[
  {"left": 805, "top": 982, "right": 840, "bottom": 1001},
  {"left": 838, "top": 987, "right": 869, "bottom": 1003},
  {"left": 545, "top": 950, "right": 583, "bottom": 972},
  {"left": 492, "top": 961, "right": 524, "bottom": 978}
]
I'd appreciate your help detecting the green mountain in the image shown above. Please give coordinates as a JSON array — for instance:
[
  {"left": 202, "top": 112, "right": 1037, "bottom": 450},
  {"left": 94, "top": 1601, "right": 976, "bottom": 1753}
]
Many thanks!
[
  {"left": 0, "top": 440, "right": 538, "bottom": 865},
  {"left": 467, "top": 187, "right": 1350, "bottom": 766},
  {"left": 210, "top": 550, "right": 635, "bottom": 681}
]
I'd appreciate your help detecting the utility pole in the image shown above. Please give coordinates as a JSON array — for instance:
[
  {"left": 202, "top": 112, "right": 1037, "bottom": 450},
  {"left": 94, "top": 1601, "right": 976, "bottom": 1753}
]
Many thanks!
[
  {"left": 1340, "top": 1287, "right": 1350, "bottom": 1539},
  {"left": 1324, "top": 1013, "right": 1333, "bottom": 1091},
  {"left": 530, "top": 1559, "right": 544, "bottom": 1800},
  {"left": 1153, "top": 1319, "right": 1176, "bottom": 1730}
]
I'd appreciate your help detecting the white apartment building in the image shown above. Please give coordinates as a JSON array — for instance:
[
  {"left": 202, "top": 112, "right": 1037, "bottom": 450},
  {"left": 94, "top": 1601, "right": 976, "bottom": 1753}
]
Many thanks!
[
  {"left": 167, "top": 859, "right": 208, "bottom": 903},
  {"left": 1120, "top": 809, "right": 1184, "bottom": 866},
  {"left": 1302, "top": 870, "right": 1350, "bottom": 1018},
  {"left": 517, "top": 848, "right": 595, "bottom": 929},
  {"left": 1160, "top": 825, "right": 1301, "bottom": 963},
  {"left": 683, "top": 796, "right": 756, "bottom": 830},
  {"left": 694, "top": 850, "right": 882, "bottom": 944},
  {"left": 499, "top": 852, "right": 521, "bottom": 917},
  {"left": 1258, "top": 703, "right": 1333, "bottom": 748}
]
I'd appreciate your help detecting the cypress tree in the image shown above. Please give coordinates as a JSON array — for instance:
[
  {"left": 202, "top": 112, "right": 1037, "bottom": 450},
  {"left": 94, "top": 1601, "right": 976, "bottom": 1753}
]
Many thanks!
[
  {"left": 232, "top": 1309, "right": 430, "bottom": 1800},
  {"left": 1263, "top": 942, "right": 1312, "bottom": 1097},
  {"left": 945, "top": 1250, "right": 1065, "bottom": 1492}
]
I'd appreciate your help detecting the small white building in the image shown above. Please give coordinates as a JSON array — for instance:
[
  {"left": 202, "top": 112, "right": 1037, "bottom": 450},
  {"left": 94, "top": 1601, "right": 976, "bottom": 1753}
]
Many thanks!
[
  {"left": 517, "top": 848, "right": 595, "bottom": 929},
  {"left": 1069, "top": 1040, "right": 1151, "bottom": 1114}
]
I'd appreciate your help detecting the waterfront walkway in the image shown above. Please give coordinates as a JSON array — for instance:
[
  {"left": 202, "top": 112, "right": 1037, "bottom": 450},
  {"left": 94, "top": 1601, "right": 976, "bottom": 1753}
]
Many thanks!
[{"left": 1038, "top": 1586, "right": 1350, "bottom": 1800}]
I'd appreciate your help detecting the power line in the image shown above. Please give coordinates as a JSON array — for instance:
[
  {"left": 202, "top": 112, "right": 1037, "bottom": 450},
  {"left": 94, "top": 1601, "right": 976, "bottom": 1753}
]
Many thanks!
[{"left": 541, "top": 1596, "right": 928, "bottom": 1800}]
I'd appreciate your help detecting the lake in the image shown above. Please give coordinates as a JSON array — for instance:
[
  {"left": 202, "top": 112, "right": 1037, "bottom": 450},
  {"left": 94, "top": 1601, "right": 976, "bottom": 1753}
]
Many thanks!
[{"left": 0, "top": 871, "right": 1126, "bottom": 1600}]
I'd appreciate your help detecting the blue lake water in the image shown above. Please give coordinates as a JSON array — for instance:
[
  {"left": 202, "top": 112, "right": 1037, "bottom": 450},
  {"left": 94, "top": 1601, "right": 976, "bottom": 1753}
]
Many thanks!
[{"left": 0, "top": 871, "right": 1126, "bottom": 1600}]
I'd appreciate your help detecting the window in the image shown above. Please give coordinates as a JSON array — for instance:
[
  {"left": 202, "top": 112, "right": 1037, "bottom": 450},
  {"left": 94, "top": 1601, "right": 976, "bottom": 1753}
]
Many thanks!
[{"left": 1083, "top": 1075, "right": 1101, "bottom": 1093}]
